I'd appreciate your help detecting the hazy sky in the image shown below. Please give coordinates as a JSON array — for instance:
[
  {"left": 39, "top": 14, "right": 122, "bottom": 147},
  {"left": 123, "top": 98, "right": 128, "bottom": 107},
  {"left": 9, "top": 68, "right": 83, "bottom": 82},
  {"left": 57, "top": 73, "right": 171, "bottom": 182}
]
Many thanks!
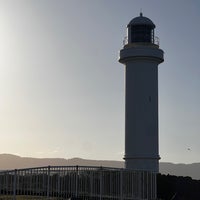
[{"left": 0, "top": 0, "right": 200, "bottom": 164}]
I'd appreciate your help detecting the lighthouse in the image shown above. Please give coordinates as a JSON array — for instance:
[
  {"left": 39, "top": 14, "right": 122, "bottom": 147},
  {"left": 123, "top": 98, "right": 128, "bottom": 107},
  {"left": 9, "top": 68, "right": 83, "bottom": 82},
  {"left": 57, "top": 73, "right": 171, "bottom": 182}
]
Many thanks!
[{"left": 119, "top": 13, "right": 164, "bottom": 172}]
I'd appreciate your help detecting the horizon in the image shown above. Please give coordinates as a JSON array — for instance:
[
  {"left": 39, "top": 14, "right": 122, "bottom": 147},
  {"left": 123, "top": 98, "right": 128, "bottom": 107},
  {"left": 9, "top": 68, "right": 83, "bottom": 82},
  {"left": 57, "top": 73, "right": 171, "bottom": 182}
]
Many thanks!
[{"left": 1, "top": 153, "right": 199, "bottom": 165}]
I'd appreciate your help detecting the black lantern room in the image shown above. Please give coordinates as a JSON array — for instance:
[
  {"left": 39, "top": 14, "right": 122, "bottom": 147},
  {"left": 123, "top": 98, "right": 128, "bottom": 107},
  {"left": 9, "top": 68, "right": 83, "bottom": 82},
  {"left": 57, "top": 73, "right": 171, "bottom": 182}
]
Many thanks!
[{"left": 127, "top": 13, "right": 155, "bottom": 44}]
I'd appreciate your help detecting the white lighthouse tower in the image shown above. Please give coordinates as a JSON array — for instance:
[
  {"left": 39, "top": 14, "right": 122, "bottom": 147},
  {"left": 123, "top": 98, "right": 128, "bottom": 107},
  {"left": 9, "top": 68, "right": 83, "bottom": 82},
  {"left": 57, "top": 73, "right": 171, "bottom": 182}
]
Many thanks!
[{"left": 119, "top": 13, "right": 164, "bottom": 172}]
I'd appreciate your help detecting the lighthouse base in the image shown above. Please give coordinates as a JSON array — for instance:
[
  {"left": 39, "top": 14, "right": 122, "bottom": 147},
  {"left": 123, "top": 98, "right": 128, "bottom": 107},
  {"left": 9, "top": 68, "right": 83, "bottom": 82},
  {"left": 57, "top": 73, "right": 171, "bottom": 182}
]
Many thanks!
[{"left": 124, "top": 156, "right": 160, "bottom": 172}]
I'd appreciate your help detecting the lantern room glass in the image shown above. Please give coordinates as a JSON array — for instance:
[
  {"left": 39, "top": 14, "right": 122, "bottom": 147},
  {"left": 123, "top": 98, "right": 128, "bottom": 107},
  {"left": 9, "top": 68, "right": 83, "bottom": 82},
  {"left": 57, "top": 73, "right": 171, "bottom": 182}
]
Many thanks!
[{"left": 131, "top": 25, "right": 154, "bottom": 43}]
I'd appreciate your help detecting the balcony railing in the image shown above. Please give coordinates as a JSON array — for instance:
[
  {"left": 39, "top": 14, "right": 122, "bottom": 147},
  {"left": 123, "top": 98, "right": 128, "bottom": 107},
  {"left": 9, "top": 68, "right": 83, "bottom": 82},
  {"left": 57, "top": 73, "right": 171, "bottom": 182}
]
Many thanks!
[{"left": 123, "top": 36, "right": 160, "bottom": 46}]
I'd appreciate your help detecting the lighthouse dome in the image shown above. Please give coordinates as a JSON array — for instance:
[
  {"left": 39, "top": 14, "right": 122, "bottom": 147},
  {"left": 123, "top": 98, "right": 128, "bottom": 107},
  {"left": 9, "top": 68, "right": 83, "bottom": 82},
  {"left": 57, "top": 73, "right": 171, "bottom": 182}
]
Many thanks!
[
  {"left": 126, "top": 13, "right": 156, "bottom": 44},
  {"left": 128, "top": 13, "right": 155, "bottom": 28}
]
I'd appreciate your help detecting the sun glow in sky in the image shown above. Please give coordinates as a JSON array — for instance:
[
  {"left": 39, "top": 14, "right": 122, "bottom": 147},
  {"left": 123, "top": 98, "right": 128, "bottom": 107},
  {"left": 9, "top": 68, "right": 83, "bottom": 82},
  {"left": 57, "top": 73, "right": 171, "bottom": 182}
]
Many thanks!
[{"left": 0, "top": 0, "right": 200, "bottom": 164}]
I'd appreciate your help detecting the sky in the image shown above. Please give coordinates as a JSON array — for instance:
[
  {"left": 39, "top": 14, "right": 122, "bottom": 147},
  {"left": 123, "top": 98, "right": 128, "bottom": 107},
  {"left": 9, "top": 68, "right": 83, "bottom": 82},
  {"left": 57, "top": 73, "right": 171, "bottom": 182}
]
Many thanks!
[{"left": 0, "top": 0, "right": 200, "bottom": 164}]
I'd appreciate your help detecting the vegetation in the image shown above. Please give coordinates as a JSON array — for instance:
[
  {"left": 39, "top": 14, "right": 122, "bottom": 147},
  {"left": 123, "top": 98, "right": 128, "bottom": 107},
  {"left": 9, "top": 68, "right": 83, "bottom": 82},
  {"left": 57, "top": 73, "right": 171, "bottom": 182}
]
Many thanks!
[{"left": 157, "top": 174, "right": 200, "bottom": 200}]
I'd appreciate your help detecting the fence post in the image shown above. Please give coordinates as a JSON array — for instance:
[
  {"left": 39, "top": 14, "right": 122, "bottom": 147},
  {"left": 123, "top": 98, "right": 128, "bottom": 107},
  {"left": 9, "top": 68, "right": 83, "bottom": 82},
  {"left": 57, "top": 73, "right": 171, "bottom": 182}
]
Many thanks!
[
  {"left": 75, "top": 165, "right": 78, "bottom": 198},
  {"left": 0, "top": 173, "right": 2, "bottom": 195},
  {"left": 6, "top": 172, "right": 8, "bottom": 196},
  {"left": 138, "top": 171, "right": 142, "bottom": 199},
  {"left": 155, "top": 173, "right": 157, "bottom": 200},
  {"left": 13, "top": 169, "right": 17, "bottom": 200},
  {"left": 100, "top": 167, "right": 103, "bottom": 200},
  {"left": 47, "top": 166, "right": 50, "bottom": 199},
  {"left": 120, "top": 169, "right": 123, "bottom": 200}
]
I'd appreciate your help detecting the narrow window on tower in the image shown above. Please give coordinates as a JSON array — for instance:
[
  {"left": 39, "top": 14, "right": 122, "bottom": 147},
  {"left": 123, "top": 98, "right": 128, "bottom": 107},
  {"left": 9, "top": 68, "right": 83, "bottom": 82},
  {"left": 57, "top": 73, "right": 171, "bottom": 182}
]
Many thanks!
[{"left": 149, "top": 96, "right": 151, "bottom": 102}]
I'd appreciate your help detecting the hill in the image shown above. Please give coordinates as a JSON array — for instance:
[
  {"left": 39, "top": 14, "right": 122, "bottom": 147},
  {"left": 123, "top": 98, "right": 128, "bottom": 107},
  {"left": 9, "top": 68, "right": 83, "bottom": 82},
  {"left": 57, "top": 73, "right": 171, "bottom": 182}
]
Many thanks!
[
  {"left": 0, "top": 154, "right": 123, "bottom": 169},
  {"left": 0, "top": 154, "right": 200, "bottom": 180}
]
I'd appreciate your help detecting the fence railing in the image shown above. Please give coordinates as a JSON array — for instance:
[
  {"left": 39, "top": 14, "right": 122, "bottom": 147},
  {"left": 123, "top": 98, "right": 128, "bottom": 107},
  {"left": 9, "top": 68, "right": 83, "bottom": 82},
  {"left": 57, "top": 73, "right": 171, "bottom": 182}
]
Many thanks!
[{"left": 0, "top": 166, "right": 157, "bottom": 199}]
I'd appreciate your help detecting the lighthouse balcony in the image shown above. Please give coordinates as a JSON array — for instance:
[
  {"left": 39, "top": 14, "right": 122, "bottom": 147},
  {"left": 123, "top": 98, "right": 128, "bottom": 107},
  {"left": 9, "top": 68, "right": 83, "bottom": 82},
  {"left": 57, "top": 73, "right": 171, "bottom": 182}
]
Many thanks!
[{"left": 119, "top": 42, "right": 164, "bottom": 64}]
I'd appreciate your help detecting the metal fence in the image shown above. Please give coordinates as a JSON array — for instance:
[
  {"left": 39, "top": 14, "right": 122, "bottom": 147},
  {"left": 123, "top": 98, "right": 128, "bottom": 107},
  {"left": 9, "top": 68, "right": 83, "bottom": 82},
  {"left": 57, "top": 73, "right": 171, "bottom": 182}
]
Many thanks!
[{"left": 0, "top": 166, "right": 157, "bottom": 199}]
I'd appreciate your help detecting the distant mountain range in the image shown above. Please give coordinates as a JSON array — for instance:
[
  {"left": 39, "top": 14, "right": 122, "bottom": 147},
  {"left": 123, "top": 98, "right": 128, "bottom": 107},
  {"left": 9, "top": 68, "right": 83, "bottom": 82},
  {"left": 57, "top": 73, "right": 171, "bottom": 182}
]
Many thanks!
[{"left": 0, "top": 154, "right": 199, "bottom": 180}]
